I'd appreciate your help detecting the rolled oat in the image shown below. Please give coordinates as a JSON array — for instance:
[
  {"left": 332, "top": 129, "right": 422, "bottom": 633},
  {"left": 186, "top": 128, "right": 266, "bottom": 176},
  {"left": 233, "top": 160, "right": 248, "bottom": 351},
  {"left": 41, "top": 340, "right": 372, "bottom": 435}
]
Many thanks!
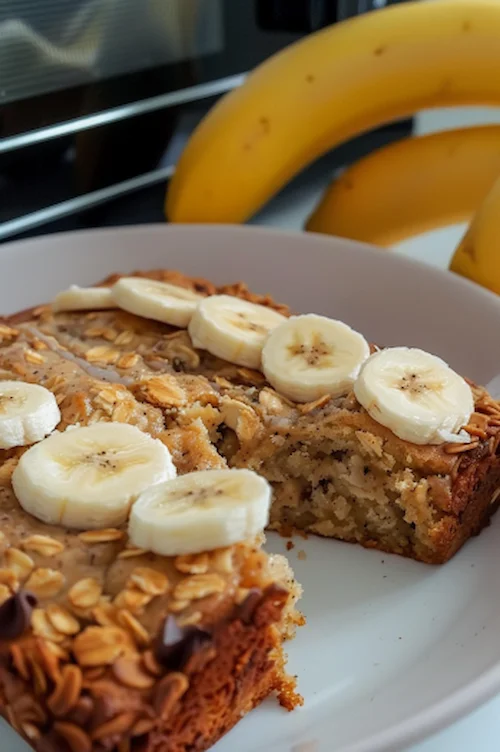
[
  {"left": 22, "top": 535, "right": 65, "bottom": 557},
  {"left": 173, "top": 573, "right": 226, "bottom": 601},
  {"left": 128, "top": 567, "right": 169, "bottom": 596},
  {"left": 73, "top": 626, "right": 133, "bottom": 667},
  {"left": 112, "top": 654, "right": 155, "bottom": 689},
  {"left": 68, "top": 578, "right": 103, "bottom": 609},
  {"left": 25, "top": 569, "right": 65, "bottom": 598}
]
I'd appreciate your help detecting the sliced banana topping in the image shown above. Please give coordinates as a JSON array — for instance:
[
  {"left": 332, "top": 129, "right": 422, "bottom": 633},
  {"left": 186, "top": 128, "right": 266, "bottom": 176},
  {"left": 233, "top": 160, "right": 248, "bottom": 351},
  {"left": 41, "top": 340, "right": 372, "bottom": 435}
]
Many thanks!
[
  {"left": 52, "top": 285, "right": 116, "bottom": 312},
  {"left": 0, "top": 381, "right": 61, "bottom": 449},
  {"left": 12, "top": 422, "right": 176, "bottom": 529},
  {"left": 188, "top": 294, "right": 286, "bottom": 369},
  {"left": 128, "top": 468, "right": 271, "bottom": 556},
  {"left": 354, "top": 347, "right": 474, "bottom": 445},
  {"left": 112, "top": 277, "right": 203, "bottom": 327},
  {"left": 261, "top": 313, "right": 370, "bottom": 403}
]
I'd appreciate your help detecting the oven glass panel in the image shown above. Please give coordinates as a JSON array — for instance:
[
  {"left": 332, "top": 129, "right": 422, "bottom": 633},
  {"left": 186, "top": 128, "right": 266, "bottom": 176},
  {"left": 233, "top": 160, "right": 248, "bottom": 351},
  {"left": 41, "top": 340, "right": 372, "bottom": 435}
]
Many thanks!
[{"left": 0, "top": 1, "right": 224, "bottom": 105}]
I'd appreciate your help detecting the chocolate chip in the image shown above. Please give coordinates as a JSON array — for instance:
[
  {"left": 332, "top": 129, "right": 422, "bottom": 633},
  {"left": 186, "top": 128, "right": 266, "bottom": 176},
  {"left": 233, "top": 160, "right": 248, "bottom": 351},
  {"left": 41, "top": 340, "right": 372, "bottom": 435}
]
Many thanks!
[
  {"left": 36, "top": 731, "right": 71, "bottom": 752},
  {"left": 154, "top": 615, "right": 212, "bottom": 671},
  {"left": 65, "top": 695, "right": 94, "bottom": 726},
  {"left": 236, "top": 588, "right": 263, "bottom": 624},
  {"left": 252, "top": 583, "right": 289, "bottom": 628},
  {"left": 91, "top": 692, "right": 119, "bottom": 729},
  {"left": 172, "top": 358, "right": 186, "bottom": 373},
  {"left": 0, "top": 591, "right": 37, "bottom": 641}
]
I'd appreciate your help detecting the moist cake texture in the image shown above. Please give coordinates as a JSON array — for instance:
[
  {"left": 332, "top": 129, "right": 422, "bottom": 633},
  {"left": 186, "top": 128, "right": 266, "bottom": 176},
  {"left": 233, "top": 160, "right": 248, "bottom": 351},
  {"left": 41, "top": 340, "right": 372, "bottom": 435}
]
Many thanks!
[
  {"left": 5, "top": 268, "right": 499, "bottom": 565},
  {"left": 1, "top": 267, "right": 500, "bottom": 752}
]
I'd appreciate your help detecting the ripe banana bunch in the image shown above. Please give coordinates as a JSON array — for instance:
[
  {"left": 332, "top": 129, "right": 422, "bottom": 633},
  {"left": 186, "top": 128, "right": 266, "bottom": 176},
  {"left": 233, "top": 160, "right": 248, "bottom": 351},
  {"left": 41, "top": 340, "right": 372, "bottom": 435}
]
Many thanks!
[
  {"left": 306, "top": 126, "right": 500, "bottom": 246},
  {"left": 166, "top": 0, "right": 500, "bottom": 224},
  {"left": 450, "top": 172, "right": 500, "bottom": 295}
]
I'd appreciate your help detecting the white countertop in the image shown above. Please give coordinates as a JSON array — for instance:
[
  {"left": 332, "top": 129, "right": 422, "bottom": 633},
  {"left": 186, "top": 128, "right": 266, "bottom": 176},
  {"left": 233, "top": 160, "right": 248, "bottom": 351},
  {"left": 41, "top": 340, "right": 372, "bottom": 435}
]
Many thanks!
[{"left": 251, "top": 106, "right": 500, "bottom": 752}]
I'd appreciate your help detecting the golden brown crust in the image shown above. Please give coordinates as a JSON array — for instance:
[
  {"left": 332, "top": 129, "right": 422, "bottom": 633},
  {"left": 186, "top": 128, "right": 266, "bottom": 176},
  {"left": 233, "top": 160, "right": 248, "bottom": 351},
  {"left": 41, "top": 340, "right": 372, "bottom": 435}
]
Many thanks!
[{"left": 0, "top": 586, "right": 301, "bottom": 752}]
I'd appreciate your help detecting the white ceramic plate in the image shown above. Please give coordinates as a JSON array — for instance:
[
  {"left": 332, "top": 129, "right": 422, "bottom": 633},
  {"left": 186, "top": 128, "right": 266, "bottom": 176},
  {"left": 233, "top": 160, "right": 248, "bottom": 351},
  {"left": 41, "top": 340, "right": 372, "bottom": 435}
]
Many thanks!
[{"left": 2, "top": 224, "right": 500, "bottom": 752}]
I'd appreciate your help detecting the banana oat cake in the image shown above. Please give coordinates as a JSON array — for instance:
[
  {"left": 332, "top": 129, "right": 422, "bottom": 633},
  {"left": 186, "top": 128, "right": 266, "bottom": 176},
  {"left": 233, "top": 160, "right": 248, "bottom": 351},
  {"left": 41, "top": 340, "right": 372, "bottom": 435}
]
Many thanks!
[
  {"left": 0, "top": 266, "right": 499, "bottom": 752},
  {"left": 8, "top": 267, "right": 500, "bottom": 565}
]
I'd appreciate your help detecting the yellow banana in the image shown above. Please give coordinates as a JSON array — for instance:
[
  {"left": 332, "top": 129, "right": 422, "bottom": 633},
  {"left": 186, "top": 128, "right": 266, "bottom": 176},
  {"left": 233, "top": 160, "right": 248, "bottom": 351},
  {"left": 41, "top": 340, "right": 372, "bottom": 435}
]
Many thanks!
[
  {"left": 167, "top": 0, "right": 500, "bottom": 224},
  {"left": 450, "top": 172, "right": 500, "bottom": 294},
  {"left": 306, "top": 126, "right": 500, "bottom": 246}
]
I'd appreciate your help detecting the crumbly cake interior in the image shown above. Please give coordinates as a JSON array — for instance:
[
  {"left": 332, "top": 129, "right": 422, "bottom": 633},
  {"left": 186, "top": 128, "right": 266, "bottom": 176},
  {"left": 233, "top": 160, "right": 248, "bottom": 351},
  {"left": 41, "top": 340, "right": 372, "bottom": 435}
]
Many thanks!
[{"left": 3, "top": 268, "right": 500, "bottom": 570}]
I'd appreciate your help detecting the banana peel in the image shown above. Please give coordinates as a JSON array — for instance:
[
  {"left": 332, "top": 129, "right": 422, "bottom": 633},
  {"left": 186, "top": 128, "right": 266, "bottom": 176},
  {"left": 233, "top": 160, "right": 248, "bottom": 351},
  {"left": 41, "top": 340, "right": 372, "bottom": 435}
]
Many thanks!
[
  {"left": 450, "top": 172, "right": 500, "bottom": 295},
  {"left": 167, "top": 0, "right": 500, "bottom": 224},
  {"left": 306, "top": 126, "right": 500, "bottom": 246}
]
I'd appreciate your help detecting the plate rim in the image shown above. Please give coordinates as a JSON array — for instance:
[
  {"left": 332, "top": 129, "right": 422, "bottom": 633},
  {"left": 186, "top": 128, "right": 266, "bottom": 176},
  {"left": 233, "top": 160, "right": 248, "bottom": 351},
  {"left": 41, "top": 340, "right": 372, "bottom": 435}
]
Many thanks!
[
  {"left": 347, "top": 660, "right": 500, "bottom": 752},
  {"left": 0, "top": 221, "right": 498, "bottom": 309}
]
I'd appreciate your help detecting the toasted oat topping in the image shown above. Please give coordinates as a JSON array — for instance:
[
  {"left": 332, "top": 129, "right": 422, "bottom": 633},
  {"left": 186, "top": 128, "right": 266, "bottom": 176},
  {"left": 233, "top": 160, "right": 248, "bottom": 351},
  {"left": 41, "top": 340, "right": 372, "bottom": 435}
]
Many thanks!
[
  {"left": 112, "top": 654, "right": 155, "bottom": 689},
  {"left": 5, "top": 548, "right": 34, "bottom": 580},
  {"left": 173, "top": 573, "right": 226, "bottom": 601},
  {"left": 22, "top": 535, "right": 65, "bottom": 557},
  {"left": 73, "top": 626, "right": 134, "bottom": 667},
  {"left": 0, "top": 324, "right": 19, "bottom": 340},
  {"left": 128, "top": 567, "right": 170, "bottom": 596},
  {"left": 25, "top": 569, "right": 65, "bottom": 598},
  {"left": 78, "top": 528, "right": 124, "bottom": 544},
  {"left": 175, "top": 553, "right": 209, "bottom": 575},
  {"left": 68, "top": 578, "right": 103, "bottom": 609}
]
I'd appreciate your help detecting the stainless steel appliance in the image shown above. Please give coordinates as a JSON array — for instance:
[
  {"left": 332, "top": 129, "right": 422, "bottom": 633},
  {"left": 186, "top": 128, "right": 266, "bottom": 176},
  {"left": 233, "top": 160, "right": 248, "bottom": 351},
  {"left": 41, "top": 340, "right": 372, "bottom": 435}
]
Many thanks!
[{"left": 0, "top": 0, "right": 411, "bottom": 242}]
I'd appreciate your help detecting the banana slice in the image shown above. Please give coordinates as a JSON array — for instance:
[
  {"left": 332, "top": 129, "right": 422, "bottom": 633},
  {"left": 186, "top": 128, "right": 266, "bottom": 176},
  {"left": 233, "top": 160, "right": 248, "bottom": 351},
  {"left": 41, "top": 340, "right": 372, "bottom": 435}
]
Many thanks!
[
  {"left": 261, "top": 314, "right": 370, "bottom": 403},
  {"left": 188, "top": 294, "right": 286, "bottom": 369},
  {"left": 12, "top": 422, "right": 176, "bottom": 529},
  {"left": 112, "top": 277, "right": 203, "bottom": 327},
  {"left": 128, "top": 468, "right": 271, "bottom": 556},
  {"left": 353, "top": 347, "right": 474, "bottom": 445},
  {"left": 0, "top": 381, "right": 61, "bottom": 449},
  {"left": 52, "top": 285, "right": 116, "bottom": 312}
]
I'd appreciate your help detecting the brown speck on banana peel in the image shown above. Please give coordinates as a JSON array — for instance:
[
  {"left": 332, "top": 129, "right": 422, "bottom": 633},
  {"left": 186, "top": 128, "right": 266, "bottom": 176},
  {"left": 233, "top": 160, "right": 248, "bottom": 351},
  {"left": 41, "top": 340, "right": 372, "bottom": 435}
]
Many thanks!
[
  {"left": 439, "top": 78, "right": 454, "bottom": 96},
  {"left": 462, "top": 239, "right": 476, "bottom": 261},
  {"left": 259, "top": 117, "right": 270, "bottom": 134}
]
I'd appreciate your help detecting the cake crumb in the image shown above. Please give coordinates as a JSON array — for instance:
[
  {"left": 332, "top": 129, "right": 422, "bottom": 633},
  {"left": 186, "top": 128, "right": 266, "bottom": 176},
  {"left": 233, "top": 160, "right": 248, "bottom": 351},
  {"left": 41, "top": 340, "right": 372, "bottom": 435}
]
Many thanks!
[
  {"left": 297, "top": 550, "right": 307, "bottom": 561},
  {"left": 286, "top": 541, "right": 295, "bottom": 551}
]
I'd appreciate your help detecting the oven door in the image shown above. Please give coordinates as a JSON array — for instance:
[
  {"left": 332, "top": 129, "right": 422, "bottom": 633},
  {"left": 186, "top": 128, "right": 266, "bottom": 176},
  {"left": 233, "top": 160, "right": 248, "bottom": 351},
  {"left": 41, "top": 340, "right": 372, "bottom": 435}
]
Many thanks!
[
  {"left": 0, "top": 1, "right": 305, "bottom": 140},
  {"left": 0, "top": 0, "right": 410, "bottom": 241}
]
